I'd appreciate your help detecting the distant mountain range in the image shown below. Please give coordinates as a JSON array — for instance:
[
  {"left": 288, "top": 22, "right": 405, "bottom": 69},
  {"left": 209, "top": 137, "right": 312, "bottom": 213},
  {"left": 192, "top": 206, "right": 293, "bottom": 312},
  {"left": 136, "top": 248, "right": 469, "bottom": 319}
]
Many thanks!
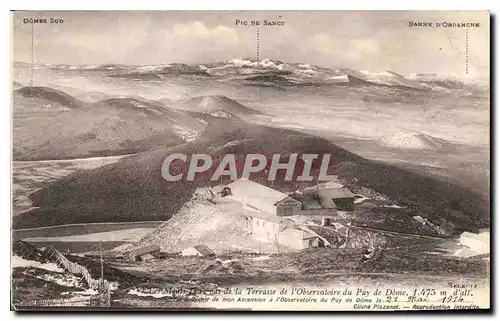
[{"left": 21, "top": 58, "right": 486, "bottom": 92}]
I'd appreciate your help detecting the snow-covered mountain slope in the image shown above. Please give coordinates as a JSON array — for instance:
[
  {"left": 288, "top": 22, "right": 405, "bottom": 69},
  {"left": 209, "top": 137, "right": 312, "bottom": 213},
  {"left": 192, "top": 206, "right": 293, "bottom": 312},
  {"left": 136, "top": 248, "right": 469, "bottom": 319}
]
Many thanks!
[
  {"left": 379, "top": 132, "right": 453, "bottom": 150},
  {"left": 39, "top": 59, "right": 487, "bottom": 94}
]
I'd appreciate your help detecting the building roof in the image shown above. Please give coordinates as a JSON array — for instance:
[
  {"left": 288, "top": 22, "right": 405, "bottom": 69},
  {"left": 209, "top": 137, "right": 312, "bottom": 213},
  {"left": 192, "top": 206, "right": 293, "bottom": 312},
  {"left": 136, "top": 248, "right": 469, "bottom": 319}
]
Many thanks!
[
  {"left": 301, "top": 198, "right": 324, "bottom": 210},
  {"left": 126, "top": 244, "right": 160, "bottom": 256},
  {"left": 192, "top": 245, "right": 215, "bottom": 256},
  {"left": 319, "top": 187, "right": 355, "bottom": 199},
  {"left": 290, "top": 194, "right": 337, "bottom": 210},
  {"left": 301, "top": 182, "right": 355, "bottom": 200},
  {"left": 226, "top": 179, "right": 288, "bottom": 213},
  {"left": 316, "top": 181, "right": 343, "bottom": 189},
  {"left": 139, "top": 253, "right": 155, "bottom": 261},
  {"left": 275, "top": 196, "right": 302, "bottom": 206},
  {"left": 413, "top": 215, "right": 427, "bottom": 223},
  {"left": 227, "top": 179, "right": 287, "bottom": 203}
]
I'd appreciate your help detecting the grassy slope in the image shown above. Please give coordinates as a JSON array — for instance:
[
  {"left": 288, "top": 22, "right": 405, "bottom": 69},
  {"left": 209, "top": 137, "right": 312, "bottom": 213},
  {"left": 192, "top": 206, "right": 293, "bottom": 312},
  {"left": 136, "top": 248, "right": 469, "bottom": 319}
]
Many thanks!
[{"left": 13, "top": 87, "right": 206, "bottom": 160}]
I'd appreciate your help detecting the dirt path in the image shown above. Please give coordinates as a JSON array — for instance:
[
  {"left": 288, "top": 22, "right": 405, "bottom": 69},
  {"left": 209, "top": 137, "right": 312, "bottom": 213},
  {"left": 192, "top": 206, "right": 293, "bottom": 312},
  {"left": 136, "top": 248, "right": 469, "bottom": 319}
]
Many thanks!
[
  {"left": 13, "top": 221, "right": 165, "bottom": 239},
  {"left": 351, "top": 226, "right": 447, "bottom": 240},
  {"left": 13, "top": 153, "right": 137, "bottom": 164}
]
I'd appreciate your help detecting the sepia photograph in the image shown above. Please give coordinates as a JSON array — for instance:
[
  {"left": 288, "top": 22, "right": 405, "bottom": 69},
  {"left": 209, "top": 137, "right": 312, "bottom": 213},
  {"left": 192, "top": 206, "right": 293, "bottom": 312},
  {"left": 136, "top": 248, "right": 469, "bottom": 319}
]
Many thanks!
[{"left": 10, "top": 10, "right": 490, "bottom": 311}]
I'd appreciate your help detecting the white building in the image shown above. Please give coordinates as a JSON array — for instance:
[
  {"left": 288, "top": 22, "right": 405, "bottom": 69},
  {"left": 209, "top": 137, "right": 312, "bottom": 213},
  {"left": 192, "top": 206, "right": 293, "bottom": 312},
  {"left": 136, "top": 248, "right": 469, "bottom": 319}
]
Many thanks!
[{"left": 278, "top": 228, "right": 320, "bottom": 250}]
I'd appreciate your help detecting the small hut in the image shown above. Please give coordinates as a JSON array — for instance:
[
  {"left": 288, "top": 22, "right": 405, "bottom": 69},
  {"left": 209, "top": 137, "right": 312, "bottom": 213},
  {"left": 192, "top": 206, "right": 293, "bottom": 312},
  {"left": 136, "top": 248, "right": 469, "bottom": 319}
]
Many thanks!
[
  {"left": 124, "top": 244, "right": 161, "bottom": 262},
  {"left": 181, "top": 245, "right": 215, "bottom": 257}
]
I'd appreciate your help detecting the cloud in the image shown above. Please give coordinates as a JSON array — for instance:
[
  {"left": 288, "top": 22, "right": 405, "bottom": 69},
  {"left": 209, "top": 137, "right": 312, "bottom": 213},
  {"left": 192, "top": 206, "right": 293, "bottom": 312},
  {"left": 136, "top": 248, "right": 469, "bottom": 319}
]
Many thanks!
[
  {"left": 349, "top": 38, "right": 379, "bottom": 56},
  {"left": 309, "top": 34, "right": 382, "bottom": 69},
  {"left": 172, "top": 22, "right": 239, "bottom": 44},
  {"left": 346, "top": 38, "right": 382, "bottom": 67},
  {"left": 311, "top": 34, "right": 333, "bottom": 54},
  {"left": 12, "top": 11, "right": 489, "bottom": 78}
]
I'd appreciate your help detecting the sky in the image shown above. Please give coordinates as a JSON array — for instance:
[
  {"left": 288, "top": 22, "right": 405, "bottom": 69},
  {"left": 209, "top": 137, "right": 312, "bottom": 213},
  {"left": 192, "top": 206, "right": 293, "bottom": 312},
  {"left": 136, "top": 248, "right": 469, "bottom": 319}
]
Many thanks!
[{"left": 12, "top": 11, "right": 490, "bottom": 78}]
